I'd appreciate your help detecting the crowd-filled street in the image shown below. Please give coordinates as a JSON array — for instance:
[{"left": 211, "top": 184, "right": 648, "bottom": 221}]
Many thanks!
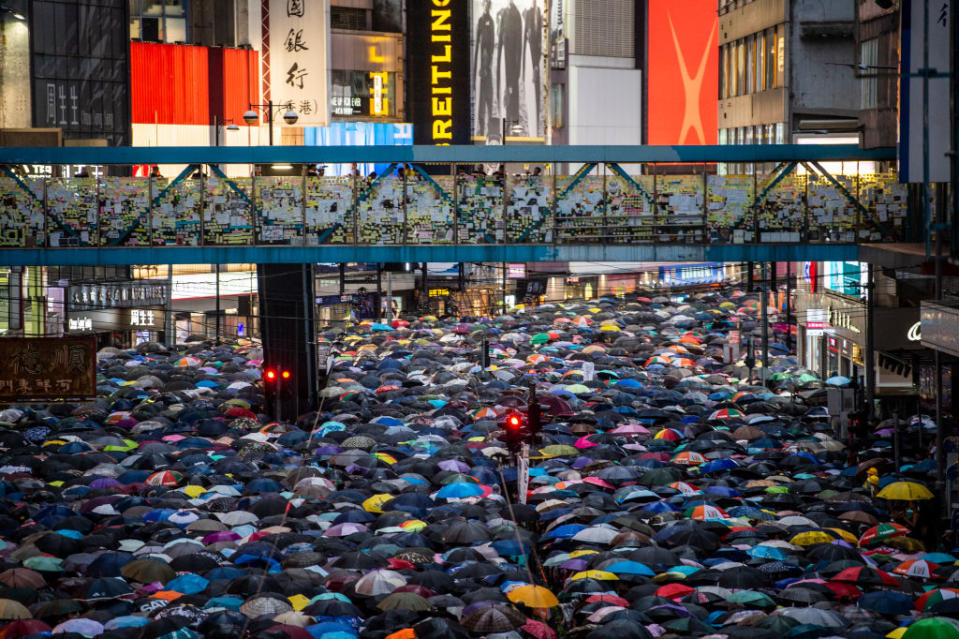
[{"left": 0, "top": 289, "right": 949, "bottom": 639}]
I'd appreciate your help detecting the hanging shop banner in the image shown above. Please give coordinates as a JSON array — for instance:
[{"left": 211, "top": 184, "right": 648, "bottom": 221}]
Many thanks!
[
  {"left": 265, "top": 0, "right": 330, "bottom": 126},
  {"left": 470, "top": 0, "right": 547, "bottom": 143},
  {"left": 408, "top": 0, "right": 470, "bottom": 145},
  {"left": 0, "top": 337, "right": 96, "bottom": 400}
]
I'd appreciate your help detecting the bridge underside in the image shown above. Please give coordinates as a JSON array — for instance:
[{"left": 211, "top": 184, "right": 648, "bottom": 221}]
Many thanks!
[{"left": 0, "top": 243, "right": 862, "bottom": 266}]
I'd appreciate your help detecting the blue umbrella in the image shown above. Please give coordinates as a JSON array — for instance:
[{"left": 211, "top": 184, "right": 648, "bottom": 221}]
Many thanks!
[
  {"left": 748, "top": 545, "right": 788, "bottom": 560},
  {"left": 436, "top": 482, "right": 485, "bottom": 499},
  {"left": 858, "top": 590, "right": 914, "bottom": 615},
  {"left": 604, "top": 560, "right": 655, "bottom": 576},
  {"left": 544, "top": 524, "right": 588, "bottom": 539}
]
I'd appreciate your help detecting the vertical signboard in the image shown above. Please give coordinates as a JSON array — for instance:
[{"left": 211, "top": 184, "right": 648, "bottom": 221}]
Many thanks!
[
  {"left": 408, "top": 0, "right": 470, "bottom": 145},
  {"left": 470, "top": 0, "right": 546, "bottom": 143},
  {"left": 646, "top": 0, "right": 717, "bottom": 145},
  {"left": 29, "top": 0, "right": 131, "bottom": 146},
  {"left": 265, "top": 0, "right": 330, "bottom": 126},
  {"left": 900, "top": 0, "right": 952, "bottom": 183}
]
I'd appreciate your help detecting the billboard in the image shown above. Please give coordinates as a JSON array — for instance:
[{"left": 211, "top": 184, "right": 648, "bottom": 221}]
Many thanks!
[
  {"left": 0, "top": 337, "right": 96, "bottom": 400},
  {"left": 29, "top": 0, "right": 130, "bottom": 146},
  {"left": 407, "top": 0, "right": 470, "bottom": 145},
  {"left": 900, "top": 0, "right": 952, "bottom": 183},
  {"left": 471, "top": 0, "right": 546, "bottom": 143},
  {"left": 646, "top": 0, "right": 718, "bottom": 145},
  {"left": 263, "top": 0, "right": 330, "bottom": 126}
]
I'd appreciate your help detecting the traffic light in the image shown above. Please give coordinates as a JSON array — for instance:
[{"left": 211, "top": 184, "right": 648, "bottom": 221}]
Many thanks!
[
  {"left": 265, "top": 369, "right": 277, "bottom": 382},
  {"left": 503, "top": 411, "right": 526, "bottom": 454}
]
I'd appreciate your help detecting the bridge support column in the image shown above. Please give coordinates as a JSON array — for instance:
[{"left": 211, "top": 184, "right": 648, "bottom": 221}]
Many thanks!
[{"left": 258, "top": 264, "right": 317, "bottom": 422}]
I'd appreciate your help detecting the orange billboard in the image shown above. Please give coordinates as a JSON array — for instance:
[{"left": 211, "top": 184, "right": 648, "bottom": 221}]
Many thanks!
[{"left": 647, "top": 0, "right": 718, "bottom": 145}]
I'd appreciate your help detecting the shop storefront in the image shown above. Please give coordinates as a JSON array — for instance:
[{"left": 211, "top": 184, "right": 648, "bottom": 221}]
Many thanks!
[
  {"left": 65, "top": 307, "right": 166, "bottom": 348},
  {"left": 66, "top": 280, "right": 169, "bottom": 347}
]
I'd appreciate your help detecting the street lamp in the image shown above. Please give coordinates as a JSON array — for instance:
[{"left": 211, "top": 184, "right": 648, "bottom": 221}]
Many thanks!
[{"left": 243, "top": 101, "right": 299, "bottom": 146}]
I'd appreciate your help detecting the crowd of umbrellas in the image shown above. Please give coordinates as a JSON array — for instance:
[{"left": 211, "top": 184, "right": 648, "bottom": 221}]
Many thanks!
[{"left": 0, "top": 288, "right": 954, "bottom": 639}]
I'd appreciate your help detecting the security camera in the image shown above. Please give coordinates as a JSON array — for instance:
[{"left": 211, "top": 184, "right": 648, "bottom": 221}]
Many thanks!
[{"left": 283, "top": 110, "right": 299, "bottom": 125}]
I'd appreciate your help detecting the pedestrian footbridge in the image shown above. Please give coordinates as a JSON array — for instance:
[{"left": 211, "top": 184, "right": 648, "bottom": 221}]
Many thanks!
[{"left": 0, "top": 144, "right": 902, "bottom": 265}]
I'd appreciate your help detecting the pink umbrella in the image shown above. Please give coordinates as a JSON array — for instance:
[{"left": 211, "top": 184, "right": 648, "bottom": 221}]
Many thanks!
[
  {"left": 574, "top": 436, "right": 598, "bottom": 449},
  {"left": 325, "top": 523, "right": 368, "bottom": 537}
]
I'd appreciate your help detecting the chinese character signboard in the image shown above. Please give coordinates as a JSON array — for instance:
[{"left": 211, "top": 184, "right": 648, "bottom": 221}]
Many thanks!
[
  {"left": 0, "top": 337, "right": 96, "bottom": 400},
  {"left": 407, "top": 0, "right": 470, "bottom": 145},
  {"left": 267, "top": 0, "right": 330, "bottom": 126}
]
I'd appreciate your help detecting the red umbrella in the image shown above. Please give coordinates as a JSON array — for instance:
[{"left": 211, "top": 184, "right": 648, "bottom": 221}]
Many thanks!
[
  {"left": 521, "top": 619, "right": 557, "bottom": 639},
  {"left": 832, "top": 566, "right": 899, "bottom": 587},
  {"left": 656, "top": 583, "right": 695, "bottom": 600},
  {"left": 584, "top": 594, "right": 629, "bottom": 607}
]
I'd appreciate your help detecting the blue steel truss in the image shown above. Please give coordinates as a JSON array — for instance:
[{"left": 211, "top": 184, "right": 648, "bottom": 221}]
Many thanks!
[{"left": 0, "top": 144, "right": 899, "bottom": 266}]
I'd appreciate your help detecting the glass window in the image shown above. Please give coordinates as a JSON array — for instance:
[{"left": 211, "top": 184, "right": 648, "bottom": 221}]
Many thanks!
[
  {"left": 550, "top": 84, "right": 564, "bottom": 128},
  {"left": 756, "top": 32, "right": 765, "bottom": 92},
  {"left": 860, "top": 38, "right": 879, "bottom": 109},
  {"left": 719, "top": 45, "right": 728, "bottom": 98},
  {"left": 330, "top": 70, "right": 397, "bottom": 118},
  {"left": 764, "top": 28, "right": 776, "bottom": 89},
  {"left": 776, "top": 25, "right": 785, "bottom": 87},
  {"left": 130, "top": 0, "right": 188, "bottom": 43},
  {"left": 736, "top": 40, "right": 746, "bottom": 95},
  {"left": 746, "top": 35, "right": 753, "bottom": 95}
]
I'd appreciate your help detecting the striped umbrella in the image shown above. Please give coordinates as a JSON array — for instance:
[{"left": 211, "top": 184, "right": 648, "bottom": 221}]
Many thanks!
[
  {"left": 893, "top": 558, "right": 939, "bottom": 579},
  {"left": 859, "top": 522, "right": 910, "bottom": 546}
]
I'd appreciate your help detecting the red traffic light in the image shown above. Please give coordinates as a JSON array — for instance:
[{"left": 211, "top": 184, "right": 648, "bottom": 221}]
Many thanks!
[
  {"left": 265, "top": 369, "right": 277, "bottom": 381},
  {"left": 281, "top": 370, "right": 291, "bottom": 379},
  {"left": 507, "top": 414, "right": 522, "bottom": 428}
]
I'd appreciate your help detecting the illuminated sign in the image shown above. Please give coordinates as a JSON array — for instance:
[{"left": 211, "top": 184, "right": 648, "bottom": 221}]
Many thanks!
[
  {"left": 408, "top": 0, "right": 469, "bottom": 146},
  {"left": 647, "top": 0, "right": 718, "bottom": 144},
  {"left": 430, "top": 0, "right": 454, "bottom": 143},
  {"left": 429, "top": 288, "right": 451, "bottom": 297},
  {"left": 508, "top": 263, "right": 526, "bottom": 279},
  {"left": 908, "top": 321, "right": 921, "bottom": 342},
  {"left": 130, "top": 310, "right": 156, "bottom": 327},
  {"left": 68, "top": 317, "right": 93, "bottom": 332}
]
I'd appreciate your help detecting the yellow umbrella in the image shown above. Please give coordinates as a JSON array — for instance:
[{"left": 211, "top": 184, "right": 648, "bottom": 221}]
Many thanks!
[
  {"left": 507, "top": 584, "right": 559, "bottom": 608},
  {"left": 288, "top": 594, "right": 311, "bottom": 611},
  {"left": 373, "top": 452, "right": 397, "bottom": 465},
  {"left": 362, "top": 493, "right": 394, "bottom": 514},
  {"left": 570, "top": 570, "right": 618, "bottom": 581},
  {"left": 568, "top": 549, "right": 599, "bottom": 559},
  {"left": 183, "top": 485, "right": 207, "bottom": 498},
  {"left": 826, "top": 527, "right": 859, "bottom": 544},
  {"left": 600, "top": 325, "right": 621, "bottom": 332},
  {"left": 790, "top": 531, "right": 836, "bottom": 546},
  {"left": 886, "top": 629, "right": 907, "bottom": 639},
  {"left": 877, "top": 481, "right": 934, "bottom": 501}
]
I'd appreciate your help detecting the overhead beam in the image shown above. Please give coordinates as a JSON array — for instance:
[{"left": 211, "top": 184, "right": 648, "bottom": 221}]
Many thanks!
[
  {"left": 0, "top": 144, "right": 897, "bottom": 166},
  {"left": 0, "top": 243, "right": 861, "bottom": 267}
]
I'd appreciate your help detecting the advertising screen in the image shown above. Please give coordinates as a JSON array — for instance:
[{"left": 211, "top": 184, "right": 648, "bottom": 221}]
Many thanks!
[
  {"left": 646, "top": 0, "right": 718, "bottom": 145},
  {"left": 471, "top": 0, "right": 546, "bottom": 143}
]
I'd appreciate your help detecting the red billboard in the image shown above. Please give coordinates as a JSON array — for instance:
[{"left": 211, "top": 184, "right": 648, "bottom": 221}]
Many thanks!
[
  {"left": 130, "top": 42, "right": 258, "bottom": 126},
  {"left": 647, "top": 0, "right": 718, "bottom": 145}
]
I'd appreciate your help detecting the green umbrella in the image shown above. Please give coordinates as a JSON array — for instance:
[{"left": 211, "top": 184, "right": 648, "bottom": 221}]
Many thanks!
[
  {"left": 727, "top": 590, "right": 776, "bottom": 607},
  {"left": 22, "top": 556, "right": 62, "bottom": 573},
  {"left": 903, "top": 617, "right": 959, "bottom": 639},
  {"left": 531, "top": 333, "right": 551, "bottom": 345}
]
